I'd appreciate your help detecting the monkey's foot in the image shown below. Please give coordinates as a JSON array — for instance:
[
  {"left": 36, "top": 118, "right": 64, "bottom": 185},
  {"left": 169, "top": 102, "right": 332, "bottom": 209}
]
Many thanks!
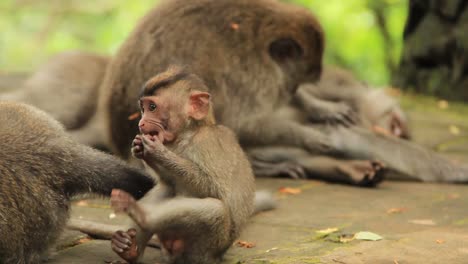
[
  {"left": 111, "top": 229, "right": 139, "bottom": 264},
  {"left": 338, "top": 160, "right": 385, "bottom": 187},
  {"left": 111, "top": 189, "right": 137, "bottom": 213},
  {"left": 251, "top": 160, "right": 306, "bottom": 179}
]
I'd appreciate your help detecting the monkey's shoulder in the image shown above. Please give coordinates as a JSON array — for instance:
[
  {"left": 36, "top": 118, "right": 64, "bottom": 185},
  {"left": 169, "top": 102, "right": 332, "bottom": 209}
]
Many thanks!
[{"left": 193, "top": 125, "right": 241, "bottom": 147}]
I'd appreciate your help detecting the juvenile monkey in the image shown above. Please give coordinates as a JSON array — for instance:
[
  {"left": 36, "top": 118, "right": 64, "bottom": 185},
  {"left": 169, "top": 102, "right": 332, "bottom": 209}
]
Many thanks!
[
  {"left": 0, "top": 102, "right": 154, "bottom": 263},
  {"left": 110, "top": 67, "right": 257, "bottom": 264}
]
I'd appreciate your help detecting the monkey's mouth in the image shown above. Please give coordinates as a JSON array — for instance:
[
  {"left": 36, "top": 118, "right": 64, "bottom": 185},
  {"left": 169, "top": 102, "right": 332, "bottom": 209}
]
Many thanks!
[{"left": 143, "top": 131, "right": 158, "bottom": 141}]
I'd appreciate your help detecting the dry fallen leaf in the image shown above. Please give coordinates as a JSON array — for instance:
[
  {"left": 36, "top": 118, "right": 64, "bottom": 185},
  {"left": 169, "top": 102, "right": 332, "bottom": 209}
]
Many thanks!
[
  {"left": 438, "top": 100, "right": 449, "bottom": 109},
  {"left": 339, "top": 234, "right": 355, "bottom": 243},
  {"left": 449, "top": 125, "right": 461, "bottom": 135},
  {"left": 128, "top": 112, "right": 141, "bottom": 121},
  {"left": 387, "top": 207, "right": 407, "bottom": 214},
  {"left": 316, "top": 227, "right": 339, "bottom": 235},
  {"left": 265, "top": 247, "right": 278, "bottom": 253},
  {"left": 436, "top": 239, "right": 445, "bottom": 244},
  {"left": 394, "top": 260, "right": 400, "bottom": 264},
  {"left": 409, "top": 219, "right": 436, "bottom": 226},
  {"left": 77, "top": 237, "right": 92, "bottom": 245},
  {"left": 230, "top": 23, "right": 240, "bottom": 30},
  {"left": 235, "top": 240, "right": 255, "bottom": 248},
  {"left": 75, "top": 200, "right": 89, "bottom": 207},
  {"left": 278, "top": 187, "right": 302, "bottom": 195}
]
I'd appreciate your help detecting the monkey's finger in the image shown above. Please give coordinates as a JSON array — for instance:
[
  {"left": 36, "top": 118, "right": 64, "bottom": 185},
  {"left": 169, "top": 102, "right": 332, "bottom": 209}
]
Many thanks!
[
  {"left": 113, "top": 230, "right": 133, "bottom": 244},
  {"left": 112, "top": 238, "right": 131, "bottom": 250},
  {"left": 132, "top": 138, "right": 142, "bottom": 146},
  {"left": 288, "top": 166, "right": 307, "bottom": 179}
]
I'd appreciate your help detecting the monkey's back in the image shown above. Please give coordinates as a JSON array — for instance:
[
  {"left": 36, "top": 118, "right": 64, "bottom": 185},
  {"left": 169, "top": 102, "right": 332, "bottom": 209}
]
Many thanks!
[
  {"left": 0, "top": 102, "right": 72, "bottom": 263},
  {"left": 100, "top": 0, "right": 322, "bottom": 158},
  {"left": 183, "top": 125, "right": 255, "bottom": 238}
]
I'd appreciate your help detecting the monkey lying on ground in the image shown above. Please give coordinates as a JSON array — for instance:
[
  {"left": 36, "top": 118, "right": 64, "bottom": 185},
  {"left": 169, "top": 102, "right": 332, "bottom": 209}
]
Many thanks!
[
  {"left": 0, "top": 102, "right": 154, "bottom": 264},
  {"left": 247, "top": 67, "right": 468, "bottom": 184},
  {"left": 249, "top": 67, "right": 410, "bottom": 185},
  {"left": 108, "top": 67, "right": 266, "bottom": 264},
  {"left": 3, "top": 0, "right": 467, "bottom": 184}
]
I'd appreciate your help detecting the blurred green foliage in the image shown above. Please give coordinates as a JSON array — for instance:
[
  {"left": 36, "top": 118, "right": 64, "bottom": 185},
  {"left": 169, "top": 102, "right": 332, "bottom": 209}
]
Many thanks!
[{"left": 0, "top": 0, "right": 407, "bottom": 85}]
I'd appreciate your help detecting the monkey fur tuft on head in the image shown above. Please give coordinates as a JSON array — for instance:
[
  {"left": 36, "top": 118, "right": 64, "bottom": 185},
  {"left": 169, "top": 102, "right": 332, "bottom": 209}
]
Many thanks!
[
  {"left": 0, "top": 101, "right": 154, "bottom": 264},
  {"left": 110, "top": 67, "right": 273, "bottom": 264}
]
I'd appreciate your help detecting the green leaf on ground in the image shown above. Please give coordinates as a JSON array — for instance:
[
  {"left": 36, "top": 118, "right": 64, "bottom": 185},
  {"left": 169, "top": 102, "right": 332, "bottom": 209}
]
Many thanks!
[{"left": 354, "top": 231, "right": 383, "bottom": 241}]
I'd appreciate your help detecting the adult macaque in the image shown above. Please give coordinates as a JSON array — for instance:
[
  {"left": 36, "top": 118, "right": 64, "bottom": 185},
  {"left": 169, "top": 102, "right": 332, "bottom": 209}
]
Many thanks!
[
  {"left": 297, "top": 67, "right": 410, "bottom": 138},
  {"left": 0, "top": 51, "right": 110, "bottom": 148},
  {"left": 95, "top": 0, "right": 327, "bottom": 160},
  {"left": 247, "top": 68, "right": 468, "bottom": 184},
  {"left": 109, "top": 67, "right": 266, "bottom": 264},
  {"left": 0, "top": 102, "right": 154, "bottom": 264}
]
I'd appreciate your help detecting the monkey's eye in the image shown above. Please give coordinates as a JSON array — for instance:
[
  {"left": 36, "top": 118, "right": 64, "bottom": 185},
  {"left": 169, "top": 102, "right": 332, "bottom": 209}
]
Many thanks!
[{"left": 149, "top": 103, "right": 157, "bottom": 112}]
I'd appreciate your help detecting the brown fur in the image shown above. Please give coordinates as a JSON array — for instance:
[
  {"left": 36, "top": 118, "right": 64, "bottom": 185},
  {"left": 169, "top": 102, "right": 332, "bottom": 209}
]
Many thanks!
[
  {"left": 110, "top": 68, "right": 256, "bottom": 264},
  {"left": 0, "top": 52, "right": 111, "bottom": 148},
  {"left": 248, "top": 67, "right": 468, "bottom": 184},
  {"left": 94, "top": 0, "right": 325, "bottom": 159},
  {"left": 0, "top": 102, "right": 154, "bottom": 263}
]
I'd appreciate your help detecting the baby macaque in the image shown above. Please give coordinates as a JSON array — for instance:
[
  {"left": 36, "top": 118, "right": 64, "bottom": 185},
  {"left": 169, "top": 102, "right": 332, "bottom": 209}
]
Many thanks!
[{"left": 110, "top": 67, "right": 258, "bottom": 264}]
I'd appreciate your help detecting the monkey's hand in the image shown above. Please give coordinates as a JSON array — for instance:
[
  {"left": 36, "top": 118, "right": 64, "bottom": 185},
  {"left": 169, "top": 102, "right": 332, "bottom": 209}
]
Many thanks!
[
  {"left": 131, "top": 135, "right": 144, "bottom": 159},
  {"left": 111, "top": 229, "right": 139, "bottom": 263},
  {"left": 140, "top": 134, "right": 167, "bottom": 163},
  {"left": 307, "top": 101, "right": 358, "bottom": 126}
]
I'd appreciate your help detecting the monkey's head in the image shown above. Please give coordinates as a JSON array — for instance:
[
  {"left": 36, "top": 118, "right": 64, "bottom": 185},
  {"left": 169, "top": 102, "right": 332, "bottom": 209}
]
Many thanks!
[
  {"left": 137, "top": 67, "right": 215, "bottom": 144},
  {"left": 259, "top": 1, "right": 325, "bottom": 92}
]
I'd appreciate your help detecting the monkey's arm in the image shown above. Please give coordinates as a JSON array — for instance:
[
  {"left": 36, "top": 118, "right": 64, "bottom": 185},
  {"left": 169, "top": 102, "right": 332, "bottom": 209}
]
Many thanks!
[
  {"left": 141, "top": 136, "right": 210, "bottom": 185},
  {"left": 294, "top": 87, "right": 357, "bottom": 125},
  {"left": 299, "top": 82, "right": 363, "bottom": 103},
  {"left": 237, "top": 107, "right": 334, "bottom": 154}
]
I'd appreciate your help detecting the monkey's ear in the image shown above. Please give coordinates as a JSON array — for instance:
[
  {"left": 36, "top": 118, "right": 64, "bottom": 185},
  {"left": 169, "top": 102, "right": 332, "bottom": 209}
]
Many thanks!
[
  {"left": 269, "top": 38, "right": 303, "bottom": 62},
  {"left": 188, "top": 91, "right": 211, "bottom": 120}
]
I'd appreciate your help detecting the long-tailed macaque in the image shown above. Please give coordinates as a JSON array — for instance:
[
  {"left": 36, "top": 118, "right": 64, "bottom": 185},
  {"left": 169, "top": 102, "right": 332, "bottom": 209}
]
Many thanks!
[
  {"left": 0, "top": 51, "right": 110, "bottom": 149},
  {"left": 0, "top": 102, "right": 154, "bottom": 263},
  {"left": 94, "top": 0, "right": 326, "bottom": 160},
  {"left": 109, "top": 67, "right": 260, "bottom": 264},
  {"left": 2, "top": 0, "right": 467, "bottom": 184},
  {"left": 247, "top": 67, "right": 468, "bottom": 184}
]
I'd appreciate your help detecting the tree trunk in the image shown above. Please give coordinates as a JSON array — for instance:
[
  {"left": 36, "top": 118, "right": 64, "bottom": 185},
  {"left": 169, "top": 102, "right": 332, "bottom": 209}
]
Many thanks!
[{"left": 393, "top": 0, "right": 468, "bottom": 101}]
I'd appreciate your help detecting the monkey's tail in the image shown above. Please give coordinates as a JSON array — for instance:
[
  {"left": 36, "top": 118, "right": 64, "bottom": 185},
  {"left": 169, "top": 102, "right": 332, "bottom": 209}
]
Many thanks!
[{"left": 252, "top": 190, "right": 276, "bottom": 215}]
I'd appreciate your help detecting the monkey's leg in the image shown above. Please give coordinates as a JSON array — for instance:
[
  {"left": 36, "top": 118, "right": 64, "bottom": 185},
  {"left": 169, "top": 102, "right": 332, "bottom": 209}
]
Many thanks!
[
  {"left": 248, "top": 147, "right": 384, "bottom": 186},
  {"left": 129, "top": 197, "right": 229, "bottom": 263},
  {"left": 110, "top": 183, "right": 174, "bottom": 262},
  {"left": 329, "top": 126, "right": 468, "bottom": 182},
  {"left": 239, "top": 110, "right": 335, "bottom": 154}
]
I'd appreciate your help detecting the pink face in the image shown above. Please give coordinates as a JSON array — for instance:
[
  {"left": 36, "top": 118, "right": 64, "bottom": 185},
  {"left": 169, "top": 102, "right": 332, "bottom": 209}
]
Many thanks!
[
  {"left": 137, "top": 90, "right": 212, "bottom": 144},
  {"left": 138, "top": 96, "right": 175, "bottom": 144}
]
